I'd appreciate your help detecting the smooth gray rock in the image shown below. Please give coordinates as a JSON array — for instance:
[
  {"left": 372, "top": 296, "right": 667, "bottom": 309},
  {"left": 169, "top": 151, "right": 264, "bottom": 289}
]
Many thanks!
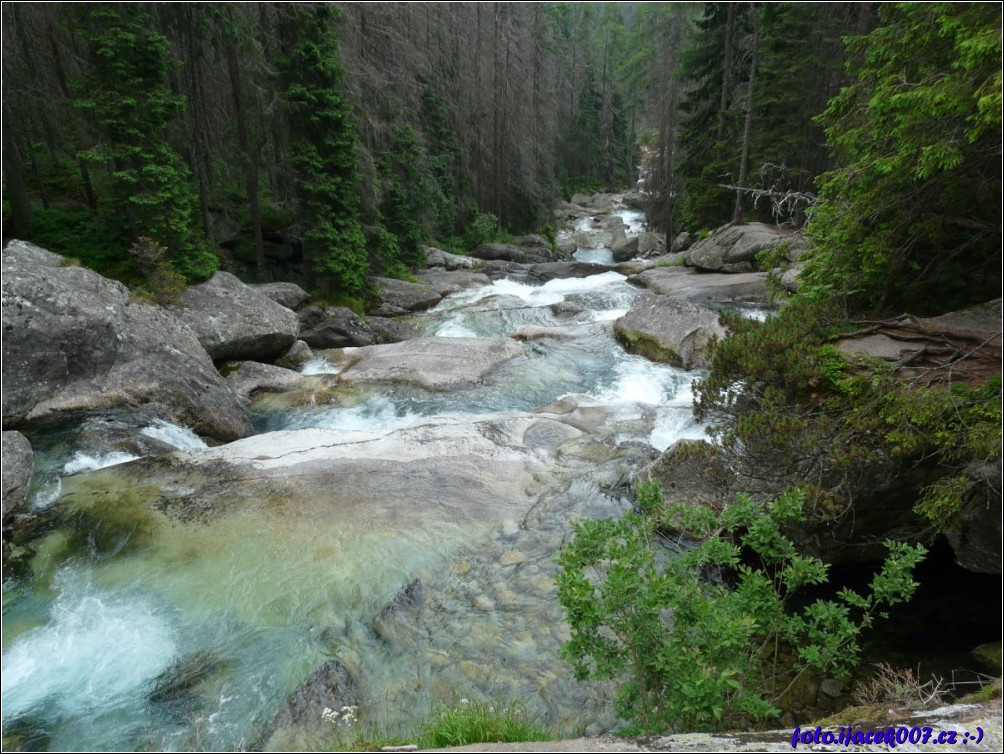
[
  {"left": 528, "top": 261, "right": 616, "bottom": 281},
  {"left": 611, "top": 235, "right": 639, "bottom": 263},
  {"left": 471, "top": 242, "right": 556, "bottom": 265},
  {"left": 1, "top": 242, "right": 252, "bottom": 441},
  {"left": 251, "top": 282, "right": 310, "bottom": 311},
  {"left": 2, "top": 431, "right": 33, "bottom": 523},
  {"left": 369, "top": 277, "right": 443, "bottom": 317},
  {"left": 946, "top": 458, "right": 1002, "bottom": 574},
  {"left": 614, "top": 293, "right": 726, "bottom": 369},
  {"left": 424, "top": 245, "right": 476, "bottom": 270},
  {"left": 173, "top": 271, "right": 299, "bottom": 361},
  {"left": 225, "top": 362, "right": 305, "bottom": 404},
  {"left": 299, "top": 306, "right": 374, "bottom": 348},
  {"left": 366, "top": 317, "right": 420, "bottom": 344},
  {"left": 686, "top": 222, "right": 789, "bottom": 272},
  {"left": 276, "top": 340, "right": 314, "bottom": 370},
  {"left": 622, "top": 190, "right": 647, "bottom": 209},
  {"left": 416, "top": 268, "right": 492, "bottom": 297},
  {"left": 630, "top": 267, "right": 771, "bottom": 305},
  {"left": 339, "top": 337, "right": 525, "bottom": 391},
  {"left": 637, "top": 231, "right": 665, "bottom": 258}
]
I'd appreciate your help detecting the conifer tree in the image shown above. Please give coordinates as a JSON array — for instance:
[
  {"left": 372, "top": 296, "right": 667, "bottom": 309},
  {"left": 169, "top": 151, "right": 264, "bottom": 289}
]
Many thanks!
[
  {"left": 73, "top": 4, "right": 216, "bottom": 281},
  {"left": 281, "top": 5, "right": 368, "bottom": 295}
]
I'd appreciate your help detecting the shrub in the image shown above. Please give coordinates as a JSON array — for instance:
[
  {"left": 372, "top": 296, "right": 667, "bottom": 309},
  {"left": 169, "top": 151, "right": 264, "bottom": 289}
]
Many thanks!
[
  {"left": 128, "top": 236, "right": 186, "bottom": 305},
  {"left": 556, "top": 482, "right": 926, "bottom": 734}
]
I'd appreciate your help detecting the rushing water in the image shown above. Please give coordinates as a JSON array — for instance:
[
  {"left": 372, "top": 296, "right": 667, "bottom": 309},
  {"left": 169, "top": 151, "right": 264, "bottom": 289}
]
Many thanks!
[{"left": 2, "top": 209, "right": 710, "bottom": 750}]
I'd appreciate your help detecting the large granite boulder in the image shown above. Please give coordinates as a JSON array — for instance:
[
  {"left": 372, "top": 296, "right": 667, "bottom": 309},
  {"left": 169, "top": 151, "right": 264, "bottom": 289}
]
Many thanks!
[
  {"left": 1, "top": 241, "right": 252, "bottom": 441},
  {"left": 687, "top": 223, "right": 790, "bottom": 273},
  {"left": 637, "top": 439, "right": 730, "bottom": 508},
  {"left": 173, "top": 271, "right": 299, "bottom": 361},
  {"left": 298, "top": 305, "right": 375, "bottom": 348},
  {"left": 528, "top": 261, "right": 616, "bottom": 281},
  {"left": 611, "top": 235, "right": 639, "bottom": 263},
  {"left": 424, "top": 245, "right": 476, "bottom": 270},
  {"left": 251, "top": 282, "right": 310, "bottom": 311},
  {"left": 470, "top": 241, "right": 556, "bottom": 265},
  {"left": 369, "top": 277, "right": 443, "bottom": 317},
  {"left": 338, "top": 337, "right": 525, "bottom": 391},
  {"left": 2, "top": 431, "right": 33, "bottom": 523},
  {"left": 614, "top": 293, "right": 726, "bottom": 370}
]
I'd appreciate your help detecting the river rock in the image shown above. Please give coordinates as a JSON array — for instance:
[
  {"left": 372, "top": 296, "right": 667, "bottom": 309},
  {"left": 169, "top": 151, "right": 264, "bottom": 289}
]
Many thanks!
[
  {"left": 636, "top": 232, "right": 663, "bottom": 258},
  {"left": 686, "top": 222, "right": 790, "bottom": 272},
  {"left": 172, "top": 271, "right": 300, "bottom": 361},
  {"left": 2, "top": 431, "right": 33, "bottom": 523},
  {"left": 260, "top": 660, "right": 358, "bottom": 751},
  {"left": 637, "top": 439, "right": 730, "bottom": 509},
  {"left": 528, "top": 261, "right": 616, "bottom": 281},
  {"left": 148, "top": 650, "right": 224, "bottom": 706},
  {"left": 339, "top": 337, "right": 525, "bottom": 391},
  {"left": 251, "top": 282, "right": 310, "bottom": 311},
  {"left": 424, "top": 245, "right": 476, "bottom": 270},
  {"left": 299, "top": 306, "right": 374, "bottom": 348},
  {"left": 1, "top": 241, "right": 252, "bottom": 441},
  {"left": 482, "top": 259, "right": 537, "bottom": 283},
  {"left": 225, "top": 362, "right": 305, "bottom": 404},
  {"left": 416, "top": 268, "right": 492, "bottom": 297},
  {"left": 471, "top": 241, "right": 556, "bottom": 265},
  {"left": 611, "top": 235, "right": 639, "bottom": 263},
  {"left": 622, "top": 190, "right": 647, "bottom": 209},
  {"left": 614, "top": 293, "right": 726, "bottom": 369},
  {"left": 629, "top": 267, "right": 771, "bottom": 305},
  {"left": 276, "top": 340, "right": 314, "bottom": 370},
  {"left": 557, "top": 239, "right": 577, "bottom": 256},
  {"left": 366, "top": 316, "right": 420, "bottom": 344},
  {"left": 369, "top": 277, "right": 443, "bottom": 316}
]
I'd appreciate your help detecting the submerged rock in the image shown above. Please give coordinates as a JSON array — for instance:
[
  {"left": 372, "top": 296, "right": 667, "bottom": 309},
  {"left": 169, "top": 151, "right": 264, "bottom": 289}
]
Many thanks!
[
  {"left": 614, "top": 293, "right": 725, "bottom": 369},
  {"left": 1, "top": 241, "right": 252, "bottom": 441},
  {"left": 172, "top": 271, "right": 300, "bottom": 362},
  {"left": 148, "top": 650, "right": 224, "bottom": 706},
  {"left": 338, "top": 337, "right": 525, "bottom": 391}
]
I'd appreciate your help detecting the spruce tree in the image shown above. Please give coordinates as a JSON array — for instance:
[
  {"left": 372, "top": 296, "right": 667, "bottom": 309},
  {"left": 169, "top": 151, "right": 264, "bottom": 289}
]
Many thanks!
[
  {"left": 281, "top": 5, "right": 368, "bottom": 296},
  {"left": 73, "top": 4, "right": 216, "bottom": 282}
]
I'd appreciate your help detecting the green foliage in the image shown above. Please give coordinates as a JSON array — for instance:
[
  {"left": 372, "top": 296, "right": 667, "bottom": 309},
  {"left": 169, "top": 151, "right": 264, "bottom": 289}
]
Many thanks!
[
  {"left": 72, "top": 4, "right": 216, "bottom": 283},
  {"left": 28, "top": 204, "right": 134, "bottom": 282},
  {"left": 462, "top": 209, "right": 502, "bottom": 250},
  {"left": 806, "top": 3, "right": 1002, "bottom": 313},
  {"left": 695, "top": 297, "right": 1003, "bottom": 531},
  {"left": 282, "top": 6, "right": 368, "bottom": 295},
  {"left": 556, "top": 482, "right": 926, "bottom": 734}
]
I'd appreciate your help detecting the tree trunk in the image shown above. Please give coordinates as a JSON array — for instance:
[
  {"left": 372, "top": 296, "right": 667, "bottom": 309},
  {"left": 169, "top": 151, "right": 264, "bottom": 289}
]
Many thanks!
[
  {"left": 718, "top": 3, "right": 737, "bottom": 139},
  {"left": 733, "top": 5, "right": 759, "bottom": 226}
]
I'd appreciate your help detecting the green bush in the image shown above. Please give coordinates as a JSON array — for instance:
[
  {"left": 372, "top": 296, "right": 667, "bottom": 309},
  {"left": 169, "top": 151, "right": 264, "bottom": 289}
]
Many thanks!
[{"left": 556, "top": 482, "right": 926, "bottom": 734}]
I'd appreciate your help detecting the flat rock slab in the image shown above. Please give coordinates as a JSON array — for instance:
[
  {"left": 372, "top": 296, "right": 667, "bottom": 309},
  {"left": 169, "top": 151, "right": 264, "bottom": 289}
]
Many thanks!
[
  {"left": 338, "top": 337, "right": 525, "bottom": 391},
  {"left": 225, "top": 362, "right": 304, "bottom": 404},
  {"left": 370, "top": 277, "right": 444, "bottom": 316},
  {"left": 630, "top": 267, "right": 770, "bottom": 305},
  {"left": 416, "top": 268, "right": 492, "bottom": 297}
]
